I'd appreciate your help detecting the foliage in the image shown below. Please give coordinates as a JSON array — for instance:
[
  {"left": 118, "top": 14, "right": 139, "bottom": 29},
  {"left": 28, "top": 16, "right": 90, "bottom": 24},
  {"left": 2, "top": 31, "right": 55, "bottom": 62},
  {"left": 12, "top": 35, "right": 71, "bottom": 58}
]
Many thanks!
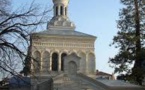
[{"left": 109, "top": 0, "right": 145, "bottom": 85}]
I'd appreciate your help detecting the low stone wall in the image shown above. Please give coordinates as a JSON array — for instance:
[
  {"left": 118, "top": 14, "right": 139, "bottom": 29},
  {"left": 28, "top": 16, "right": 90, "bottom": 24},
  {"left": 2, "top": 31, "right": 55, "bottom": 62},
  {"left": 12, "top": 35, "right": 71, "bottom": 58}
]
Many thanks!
[
  {"left": 10, "top": 87, "right": 31, "bottom": 90},
  {"left": 36, "top": 78, "right": 53, "bottom": 90},
  {"left": 77, "top": 73, "right": 107, "bottom": 90},
  {"left": 0, "top": 87, "right": 9, "bottom": 90},
  {"left": 31, "top": 76, "right": 53, "bottom": 90}
]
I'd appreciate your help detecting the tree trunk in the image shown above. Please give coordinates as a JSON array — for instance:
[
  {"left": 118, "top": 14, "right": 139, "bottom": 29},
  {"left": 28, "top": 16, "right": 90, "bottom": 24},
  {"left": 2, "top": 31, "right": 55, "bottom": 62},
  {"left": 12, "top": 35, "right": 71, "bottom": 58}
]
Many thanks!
[{"left": 132, "top": 0, "right": 143, "bottom": 85}]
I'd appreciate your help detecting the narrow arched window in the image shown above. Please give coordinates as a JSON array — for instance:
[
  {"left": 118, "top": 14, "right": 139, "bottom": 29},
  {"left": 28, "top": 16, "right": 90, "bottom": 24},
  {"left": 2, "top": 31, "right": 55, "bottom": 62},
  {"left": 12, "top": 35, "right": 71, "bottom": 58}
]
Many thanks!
[
  {"left": 60, "top": 6, "right": 63, "bottom": 15},
  {"left": 52, "top": 53, "right": 58, "bottom": 71},
  {"left": 56, "top": 6, "right": 58, "bottom": 16}
]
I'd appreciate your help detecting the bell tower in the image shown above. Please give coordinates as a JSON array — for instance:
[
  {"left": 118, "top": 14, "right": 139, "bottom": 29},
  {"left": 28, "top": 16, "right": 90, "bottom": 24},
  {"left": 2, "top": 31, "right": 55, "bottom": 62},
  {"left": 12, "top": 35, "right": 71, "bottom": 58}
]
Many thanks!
[
  {"left": 47, "top": 0, "right": 75, "bottom": 30},
  {"left": 53, "top": 0, "right": 69, "bottom": 16}
]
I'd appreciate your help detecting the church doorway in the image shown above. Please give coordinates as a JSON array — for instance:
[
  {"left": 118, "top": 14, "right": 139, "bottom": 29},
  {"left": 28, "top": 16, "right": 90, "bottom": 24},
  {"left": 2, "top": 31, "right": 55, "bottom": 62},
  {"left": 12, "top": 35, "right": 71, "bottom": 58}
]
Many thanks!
[
  {"left": 52, "top": 53, "right": 58, "bottom": 71},
  {"left": 68, "top": 61, "right": 77, "bottom": 75}
]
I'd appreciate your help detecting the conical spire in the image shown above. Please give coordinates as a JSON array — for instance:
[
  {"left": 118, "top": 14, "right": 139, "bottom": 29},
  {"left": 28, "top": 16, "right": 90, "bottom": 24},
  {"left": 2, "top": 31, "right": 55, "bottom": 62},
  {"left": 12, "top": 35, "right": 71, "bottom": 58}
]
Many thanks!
[{"left": 47, "top": 0, "right": 75, "bottom": 30}]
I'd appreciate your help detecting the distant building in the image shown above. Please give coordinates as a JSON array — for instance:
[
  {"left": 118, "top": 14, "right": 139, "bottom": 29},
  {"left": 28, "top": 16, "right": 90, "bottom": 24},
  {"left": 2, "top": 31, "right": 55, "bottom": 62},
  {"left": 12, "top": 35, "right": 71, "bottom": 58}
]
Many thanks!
[{"left": 96, "top": 70, "right": 115, "bottom": 80}]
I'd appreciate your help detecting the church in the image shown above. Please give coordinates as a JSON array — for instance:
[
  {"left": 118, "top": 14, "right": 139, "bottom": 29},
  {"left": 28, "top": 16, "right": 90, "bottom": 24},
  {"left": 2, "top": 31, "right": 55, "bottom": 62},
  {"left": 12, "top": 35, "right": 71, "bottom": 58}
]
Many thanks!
[
  {"left": 31, "top": 0, "right": 96, "bottom": 76},
  {"left": 29, "top": 0, "right": 145, "bottom": 90},
  {"left": 30, "top": 0, "right": 98, "bottom": 89}
]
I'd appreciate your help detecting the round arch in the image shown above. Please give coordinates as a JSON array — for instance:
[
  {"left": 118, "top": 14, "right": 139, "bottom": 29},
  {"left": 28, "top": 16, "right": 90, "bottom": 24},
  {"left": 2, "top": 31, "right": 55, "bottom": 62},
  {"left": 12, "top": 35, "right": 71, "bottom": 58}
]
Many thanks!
[
  {"left": 79, "top": 52, "right": 86, "bottom": 73},
  {"left": 33, "top": 51, "right": 41, "bottom": 72},
  {"left": 42, "top": 51, "right": 50, "bottom": 72},
  {"left": 52, "top": 52, "right": 59, "bottom": 71},
  {"left": 68, "top": 61, "right": 77, "bottom": 75},
  {"left": 88, "top": 53, "right": 95, "bottom": 74},
  {"left": 69, "top": 51, "right": 78, "bottom": 56}
]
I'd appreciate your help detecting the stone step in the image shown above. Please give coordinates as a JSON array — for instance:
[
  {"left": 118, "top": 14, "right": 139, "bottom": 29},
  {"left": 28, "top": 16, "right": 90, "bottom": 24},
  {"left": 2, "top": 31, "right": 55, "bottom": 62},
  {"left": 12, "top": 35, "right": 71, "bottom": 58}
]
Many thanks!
[{"left": 53, "top": 74, "right": 103, "bottom": 90}]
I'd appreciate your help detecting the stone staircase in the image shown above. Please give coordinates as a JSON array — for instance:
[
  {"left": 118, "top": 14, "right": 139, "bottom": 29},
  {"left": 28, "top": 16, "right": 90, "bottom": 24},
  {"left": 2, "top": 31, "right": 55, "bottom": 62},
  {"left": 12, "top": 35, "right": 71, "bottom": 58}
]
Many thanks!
[
  {"left": 31, "top": 73, "right": 145, "bottom": 90},
  {"left": 53, "top": 74, "right": 105, "bottom": 90}
]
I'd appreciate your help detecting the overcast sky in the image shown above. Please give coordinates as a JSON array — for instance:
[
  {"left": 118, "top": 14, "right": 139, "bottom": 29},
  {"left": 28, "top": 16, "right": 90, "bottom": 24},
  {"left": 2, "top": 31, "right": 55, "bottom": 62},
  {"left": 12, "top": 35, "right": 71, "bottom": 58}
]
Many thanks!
[{"left": 12, "top": 0, "right": 123, "bottom": 75}]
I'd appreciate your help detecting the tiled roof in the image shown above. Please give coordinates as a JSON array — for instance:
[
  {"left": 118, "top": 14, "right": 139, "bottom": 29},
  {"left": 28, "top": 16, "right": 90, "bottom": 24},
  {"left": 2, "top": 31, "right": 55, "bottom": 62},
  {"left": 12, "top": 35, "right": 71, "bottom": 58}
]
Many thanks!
[{"left": 32, "top": 30, "right": 96, "bottom": 38}]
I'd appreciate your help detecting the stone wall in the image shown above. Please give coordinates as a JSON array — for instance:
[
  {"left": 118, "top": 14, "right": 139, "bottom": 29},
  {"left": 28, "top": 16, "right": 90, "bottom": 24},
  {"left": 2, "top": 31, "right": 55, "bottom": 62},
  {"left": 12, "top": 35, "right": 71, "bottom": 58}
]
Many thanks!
[
  {"left": 36, "top": 78, "right": 53, "bottom": 90},
  {"left": 31, "top": 77, "right": 53, "bottom": 90},
  {"left": 10, "top": 87, "right": 31, "bottom": 90}
]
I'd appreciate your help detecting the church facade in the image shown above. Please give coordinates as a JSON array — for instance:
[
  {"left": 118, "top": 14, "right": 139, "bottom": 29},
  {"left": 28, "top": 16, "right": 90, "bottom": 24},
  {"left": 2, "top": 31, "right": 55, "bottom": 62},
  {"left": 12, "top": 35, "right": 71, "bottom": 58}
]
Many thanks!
[
  {"left": 29, "top": 1, "right": 145, "bottom": 90},
  {"left": 30, "top": 0, "right": 96, "bottom": 76}
]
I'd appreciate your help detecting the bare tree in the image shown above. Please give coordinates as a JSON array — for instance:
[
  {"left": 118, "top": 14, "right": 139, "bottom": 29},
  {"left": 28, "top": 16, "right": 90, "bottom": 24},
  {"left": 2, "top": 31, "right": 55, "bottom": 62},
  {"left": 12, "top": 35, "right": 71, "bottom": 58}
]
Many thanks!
[{"left": 0, "top": 0, "right": 50, "bottom": 78}]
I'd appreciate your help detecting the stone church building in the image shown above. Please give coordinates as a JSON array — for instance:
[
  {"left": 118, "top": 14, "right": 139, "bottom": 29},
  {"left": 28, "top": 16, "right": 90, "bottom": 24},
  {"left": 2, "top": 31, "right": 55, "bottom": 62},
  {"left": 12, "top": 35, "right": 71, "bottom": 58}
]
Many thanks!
[
  {"left": 31, "top": 0, "right": 96, "bottom": 76},
  {"left": 30, "top": 0, "right": 99, "bottom": 89},
  {"left": 29, "top": 0, "right": 145, "bottom": 90}
]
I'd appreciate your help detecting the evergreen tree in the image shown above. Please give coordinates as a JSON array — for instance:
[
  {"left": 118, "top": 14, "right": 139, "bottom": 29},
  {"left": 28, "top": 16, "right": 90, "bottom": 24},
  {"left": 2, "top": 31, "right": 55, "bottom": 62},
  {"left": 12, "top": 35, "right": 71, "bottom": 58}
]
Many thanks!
[{"left": 109, "top": 0, "right": 145, "bottom": 85}]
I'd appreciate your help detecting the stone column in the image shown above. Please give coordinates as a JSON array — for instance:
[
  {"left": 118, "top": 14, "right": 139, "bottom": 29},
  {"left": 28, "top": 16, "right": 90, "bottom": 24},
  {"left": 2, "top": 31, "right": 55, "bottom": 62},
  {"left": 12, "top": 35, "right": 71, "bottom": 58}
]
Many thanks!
[
  {"left": 39, "top": 53, "right": 43, "bottom": 74},
  {"left": 65, "top": 7, "right": 67, "bottom": 16},
  {"left": 40, "top": 52, "right": 43, "bottom": 72},
  {"left": 31, "top": 59, "right": 34, "bottom": 73},
  {"left": 50, "top": 53, "right": 52, "bottom": 71},
  {"left": 86, "top": 54, "right": 89, "bottom": 74},
  {"left": 58, "top": 53, "right": 61, "bottom": 71},
  {"left": 58, "top": 5, "right": 60, "bottom": 15},
  {"left": 63, "top": 6, "right": 65, "bottom": 16}
]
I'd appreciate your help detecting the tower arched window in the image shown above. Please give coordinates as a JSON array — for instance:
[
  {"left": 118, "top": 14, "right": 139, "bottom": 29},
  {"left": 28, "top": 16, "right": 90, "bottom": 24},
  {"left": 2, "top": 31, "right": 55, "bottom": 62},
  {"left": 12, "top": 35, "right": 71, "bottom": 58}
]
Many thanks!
[
  {"left": 56, "top": 6, "right": 58, "bottom": 16},
  {"left": 60, "top": 6, "right": 63, "bottom": 15}
]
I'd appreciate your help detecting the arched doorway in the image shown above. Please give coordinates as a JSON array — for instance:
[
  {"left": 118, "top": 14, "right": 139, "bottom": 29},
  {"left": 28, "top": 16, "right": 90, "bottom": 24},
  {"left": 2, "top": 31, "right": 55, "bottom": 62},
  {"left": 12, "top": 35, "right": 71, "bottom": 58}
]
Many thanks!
[
  {"left": 52, "top": 53, "right": 58, "bottom": 71},
  {"left": 61, "top": 53, "right": 67, "bottom": 71},
  {"left": 68, "top": 61, "right": 77, "bottom": 75}
]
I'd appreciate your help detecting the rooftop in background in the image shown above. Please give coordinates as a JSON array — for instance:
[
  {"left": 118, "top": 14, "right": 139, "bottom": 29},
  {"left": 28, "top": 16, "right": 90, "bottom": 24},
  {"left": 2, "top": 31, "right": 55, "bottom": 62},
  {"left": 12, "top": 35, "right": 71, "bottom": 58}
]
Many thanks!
[
  {"left": 96, "top": 70, "right": 115, "bottom": 80},
  {"left": 96, "top": 70, "right": 112, "bottom": 76},
  {"left": 98, "top": 80, "right": 145, "bottom": 90}
]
